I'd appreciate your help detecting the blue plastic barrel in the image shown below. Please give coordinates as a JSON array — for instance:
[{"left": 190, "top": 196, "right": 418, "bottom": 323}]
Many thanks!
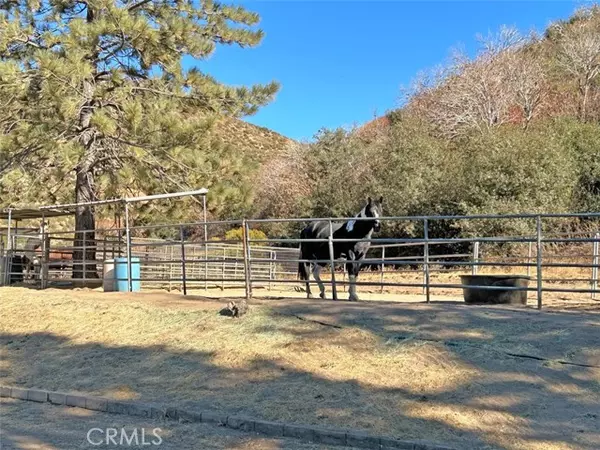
[{"left": 114, "top": 257, "right": 141, "bottom": 292}]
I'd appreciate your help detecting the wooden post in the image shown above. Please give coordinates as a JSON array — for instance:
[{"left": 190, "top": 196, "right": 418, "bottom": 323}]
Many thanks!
[
  {"left": 424, "top": 218, "right": 430, "bottom": 303},
  {"left": 536, "top": 216, "right": 543, "bottom": 310},
  {"left": 180, "top": 225, "right": 187, "bottom": 296},
  {"left": 327, "top": 220, "right": 338, "bottom": 301}
]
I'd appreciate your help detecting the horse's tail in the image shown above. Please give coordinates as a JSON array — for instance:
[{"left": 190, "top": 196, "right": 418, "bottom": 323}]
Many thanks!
[{"left": 298, "top": 229, "right": 310, "bottom": 282}]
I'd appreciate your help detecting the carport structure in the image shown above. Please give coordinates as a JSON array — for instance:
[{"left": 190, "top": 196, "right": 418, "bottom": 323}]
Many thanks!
[{"left": 0, "top": 189, "right": 208, "bottom": 288}]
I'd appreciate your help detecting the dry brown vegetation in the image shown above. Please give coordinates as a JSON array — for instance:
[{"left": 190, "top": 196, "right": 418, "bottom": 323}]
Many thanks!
[
  {"left": 1, "top": 398, "right": 338, "bottom": 450},
  {"left": 212, "top": 117, "right": 297, "bottom": 163},
  {"left": 1, "top": 287, "right": 599, "bottom": 450}
]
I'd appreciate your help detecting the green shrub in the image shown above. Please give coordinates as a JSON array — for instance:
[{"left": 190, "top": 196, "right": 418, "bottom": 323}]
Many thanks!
[{"left": 224, "top": 227, "right": 268, "bottom": 245}]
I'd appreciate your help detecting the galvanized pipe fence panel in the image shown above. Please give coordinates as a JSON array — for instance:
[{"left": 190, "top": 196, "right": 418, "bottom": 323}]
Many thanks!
[{"left": 1, "top": 213, "right": 599, "bottom": 308}]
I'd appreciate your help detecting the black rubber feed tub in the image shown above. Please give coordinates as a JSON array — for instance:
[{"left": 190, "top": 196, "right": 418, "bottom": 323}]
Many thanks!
[{"left": 460, "top": 274, "right": 531, "bottom": 305}]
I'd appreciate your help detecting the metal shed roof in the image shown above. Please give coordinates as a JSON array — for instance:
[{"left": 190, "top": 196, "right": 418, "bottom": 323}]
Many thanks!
[
  {"left": 0, "top": 208, "right": 75, "bottom": 221},
  {"left": 0, "top": 188, "right": 208, "bottom": 221}
]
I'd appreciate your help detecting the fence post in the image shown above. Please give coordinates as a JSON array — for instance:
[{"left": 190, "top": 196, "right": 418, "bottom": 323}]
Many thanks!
[
  {"left": 222, "top": 247, "right": 226, "bottom": 291},
  {"left": 472, "top": 241, "right": 479, "bottom": 275},
  {"left": 40, "top": 225, "right": 49, "bottom": 289},
  {"left": 124, "top": 201, "right": 132, "bottom": 293},
  {"left": 242, "top": 219, "right": 252, "bottom": 300},
  {"left": 3, "top": 209, "right": 11, "bottom": 285},
  {"left": 536, "top": 215, "right": 543, "bottom": 310},
  {"left": 527, "top": 241, "right": 533, "bottom": 278},
  {"left": 179, "top": 225, "right": 187, "bottom": 296},
  {"left": 39, "top": 221, "right": 45, "bottom": 289},
  {"left": 424, "top": 218, "right": 430, "bottom": 303},
  {"left": 234, "top": 248, "right": 239, "bottom": 280},
  {"left": 168, "top": 245, "right": 174, "bottom": 292},
  {"left": 0, "top": 239, "right": 4, "bottom": 286},
  {"left": 203, "top": 195, "right": 208, "bottom": 291},
  {"left": 328, "top": 219, "right": 338, "bottom": 301},
  {"left": 82, "top": 226, "right": 87, "bottom": 286},
  {"left": 592, "top": 232, "right": 599, "bottom": 300},
  {"left": 4, "top": 209, "right": 12, "bottom": 285},
  {"left": 380, "top": 246, "right": 385, "bottom": 294},
  {"left": 268, "top": 251, "right": 274, "bottom": 291}
]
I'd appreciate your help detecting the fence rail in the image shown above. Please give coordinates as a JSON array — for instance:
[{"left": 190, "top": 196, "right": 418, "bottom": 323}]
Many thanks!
[{"left": 1, "top": 213, "right": 599, "bottom": 307}]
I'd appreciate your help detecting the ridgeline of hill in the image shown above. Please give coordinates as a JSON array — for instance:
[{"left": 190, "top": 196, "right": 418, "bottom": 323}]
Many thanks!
[
  {"left": 1, "top": 3, "right": 598, "bottom": 244},
  {"left": 256, "top": 5, "right": 600, "bottom": 242}
]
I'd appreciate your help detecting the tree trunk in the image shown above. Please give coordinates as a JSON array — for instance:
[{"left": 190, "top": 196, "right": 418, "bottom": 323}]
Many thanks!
[
  {"left": 580, "top": 83, "right": 589, "bottom": 122},
  {"left": 72, "top": 4, "right": 100, "bottom": 280},
  {"left": 72, "top": 76, "right": 99, "bottom": 279},
  {"left": 72, "top": 155, "right": 99, "bottom": 279}
]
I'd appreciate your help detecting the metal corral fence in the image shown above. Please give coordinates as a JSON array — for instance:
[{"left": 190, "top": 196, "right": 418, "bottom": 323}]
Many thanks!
[
  {"left": 1, "top": 212, "right": 599, "bottom": 308},
  {"left": 0, "top": 229, "right": 300, "bottom": 291}
]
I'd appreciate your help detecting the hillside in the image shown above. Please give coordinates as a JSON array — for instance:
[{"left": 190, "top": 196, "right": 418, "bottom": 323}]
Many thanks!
[
  {"left": 214, "top": 117, "right": 296, "bottom": 162},
  {"left": 262, "top": 5, "right": 600, "bottom": 241},
  {"left": 358, "top": 5, "right": 600, "bottom": 138}
]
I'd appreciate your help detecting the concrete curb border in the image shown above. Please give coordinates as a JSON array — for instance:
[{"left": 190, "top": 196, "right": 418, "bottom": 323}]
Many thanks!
[{"left": 1, "top": 386, "right": 456, "bottom": 450}]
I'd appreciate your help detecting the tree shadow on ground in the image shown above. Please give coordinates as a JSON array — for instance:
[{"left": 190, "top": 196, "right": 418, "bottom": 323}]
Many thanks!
[{"left": 1, "top": 298, "right": 599, "bottom": 450}]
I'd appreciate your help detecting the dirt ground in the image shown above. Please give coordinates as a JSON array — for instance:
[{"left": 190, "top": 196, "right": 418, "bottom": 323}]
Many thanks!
[
  {"left": 0, "top": 398, "right": 344, "bottom": 450},
  {"left": 1, "top": 287, "right": 599, "bottom": 450},
  {"left": 165, "top": 265, "right": 600, "bottom": 310}
]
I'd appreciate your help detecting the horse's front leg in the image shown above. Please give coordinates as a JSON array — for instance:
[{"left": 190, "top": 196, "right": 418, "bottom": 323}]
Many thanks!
[
  {"left": 312, "top": 264, "right": 327, "bottom": 299},
  {"left": 346, "top": 251, "right": 362, "bottom": 301}
]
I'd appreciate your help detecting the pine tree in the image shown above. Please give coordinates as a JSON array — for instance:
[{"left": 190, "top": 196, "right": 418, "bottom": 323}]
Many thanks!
[{"left": 0, "top": 0, "right": 278, "bottom": 278}]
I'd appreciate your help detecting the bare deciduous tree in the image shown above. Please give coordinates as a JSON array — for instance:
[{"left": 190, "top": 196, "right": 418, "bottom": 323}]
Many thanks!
[
  {"left": 552, "top": 6, "right": 600, "bottom": 121},
  {"left": 405, "top": 26, "right": 548, "bottom": 137},
  {"left": 254, "top": 141, "right": 312, "bottom": 219},
  {"left": 501, "top": 37, "right": 547, "bottom": 129}
]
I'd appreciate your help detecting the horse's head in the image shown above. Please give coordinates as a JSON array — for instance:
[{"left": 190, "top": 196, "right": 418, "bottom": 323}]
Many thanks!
[{"left": 365, "top": 196, "right": 383, "bottom": 232}]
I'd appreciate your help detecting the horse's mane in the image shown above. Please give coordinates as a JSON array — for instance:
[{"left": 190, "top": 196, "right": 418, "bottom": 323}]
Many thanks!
[{"left": 344, "top": 205, "right": 367, "bottom": 232}]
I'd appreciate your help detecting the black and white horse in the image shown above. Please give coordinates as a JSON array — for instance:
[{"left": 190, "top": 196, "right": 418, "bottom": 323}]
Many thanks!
[{"left": 298, "top": 196, "right": 383, "bottom": 301}]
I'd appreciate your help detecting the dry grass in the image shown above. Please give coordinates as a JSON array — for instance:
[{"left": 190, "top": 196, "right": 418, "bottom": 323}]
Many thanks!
[
  {"left": 266, "top": 266, "right": 600, "bottom": 308},
  {"left": 1, "top": 287, "right": 599, "bottom": 450},
  {"left": 1, "top": 398, "right": 337, "bottom": 450}
]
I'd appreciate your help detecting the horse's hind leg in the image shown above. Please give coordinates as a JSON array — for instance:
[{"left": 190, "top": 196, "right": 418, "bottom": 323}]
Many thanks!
[
  {"left": 306, "top": 263, "right": 315, "bottom": 298},
  {"left": 347, "top": 253, "right": 361, "bottom": 301},
  {"left": 300, "top": 262, "right": 314, "bottom": 298},
  {"left": 312, "top": 265, "right": 326, "bottom": 299}
]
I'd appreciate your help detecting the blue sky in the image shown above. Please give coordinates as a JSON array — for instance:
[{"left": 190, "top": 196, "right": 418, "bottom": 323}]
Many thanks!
[{"left": 191, "top": 1, "right": 583, "bottom": 141}]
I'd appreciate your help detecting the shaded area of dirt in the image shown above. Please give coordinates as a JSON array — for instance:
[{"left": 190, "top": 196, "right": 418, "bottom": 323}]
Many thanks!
[
  {"left": 1, "top": 287, "right": 599, "bottom": 450},
  {"left": 0, "top": 398, "right": 340, "bottom": 450}
]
